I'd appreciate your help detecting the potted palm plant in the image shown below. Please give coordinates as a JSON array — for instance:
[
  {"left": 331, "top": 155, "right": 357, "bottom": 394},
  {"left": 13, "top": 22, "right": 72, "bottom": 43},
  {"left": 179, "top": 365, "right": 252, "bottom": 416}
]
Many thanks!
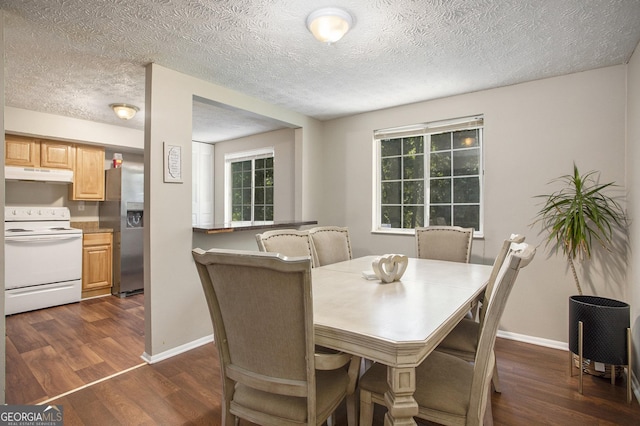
[
  {"left": 533, "top": 163, "right": 627, "bottom": 295},
  {"left": 533, "top": 163, "right": 629, "bottom": 383}
]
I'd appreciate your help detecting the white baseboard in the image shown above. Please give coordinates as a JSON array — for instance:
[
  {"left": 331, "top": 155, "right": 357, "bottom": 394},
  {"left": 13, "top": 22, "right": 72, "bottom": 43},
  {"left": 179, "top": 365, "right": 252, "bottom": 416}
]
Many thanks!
[
  {"left": 497, "top": 330, "right": 568, "bottom": 351},
  {"left": 141, "top": 334, "right": 214, "bottom": 364}
]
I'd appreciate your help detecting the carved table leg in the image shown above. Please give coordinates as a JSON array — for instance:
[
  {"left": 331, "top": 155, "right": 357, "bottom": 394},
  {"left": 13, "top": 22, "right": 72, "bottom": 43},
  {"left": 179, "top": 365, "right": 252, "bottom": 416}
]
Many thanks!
[{"left": 383, "top": 366, "right": 418, "bottom": 426}]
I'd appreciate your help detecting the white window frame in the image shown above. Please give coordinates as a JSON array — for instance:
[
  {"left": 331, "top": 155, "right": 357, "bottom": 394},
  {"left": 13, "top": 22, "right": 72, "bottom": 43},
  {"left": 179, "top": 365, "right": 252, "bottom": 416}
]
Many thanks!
[
  {"left": 224, "top": 147, "right": 274, "bottom": 224},
  {"left": 372, "top": 115, "right": 484, "bottom": 236}
]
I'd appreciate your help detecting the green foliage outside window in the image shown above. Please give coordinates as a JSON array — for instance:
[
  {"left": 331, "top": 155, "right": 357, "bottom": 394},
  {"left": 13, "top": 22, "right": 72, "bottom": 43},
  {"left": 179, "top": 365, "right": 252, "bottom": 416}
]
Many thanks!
[
  {"left": 231, "top": 156, "right": 274, "bottom": 222},
  {"left": 380, "top": 128, "right": 482, "bottom": 231}
]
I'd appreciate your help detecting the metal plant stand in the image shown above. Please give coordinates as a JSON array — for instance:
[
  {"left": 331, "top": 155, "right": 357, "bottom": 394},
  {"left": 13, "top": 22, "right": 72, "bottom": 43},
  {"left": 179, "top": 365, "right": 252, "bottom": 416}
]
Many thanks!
[{"left": 568, "top": 295, "right": 631, "bottom": 403}]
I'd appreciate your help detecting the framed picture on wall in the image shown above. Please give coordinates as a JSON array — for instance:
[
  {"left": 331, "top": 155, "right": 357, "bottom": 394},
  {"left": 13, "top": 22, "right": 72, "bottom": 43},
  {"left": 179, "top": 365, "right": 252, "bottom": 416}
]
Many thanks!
[{"left": 163, "top": 142, "right": 183, "bottom": 183}]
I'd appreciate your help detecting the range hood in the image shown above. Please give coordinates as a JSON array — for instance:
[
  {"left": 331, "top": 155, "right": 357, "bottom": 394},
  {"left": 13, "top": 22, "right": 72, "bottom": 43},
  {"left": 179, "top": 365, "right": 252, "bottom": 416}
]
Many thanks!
[{"left": 5, "top": 166, "right": 73, "bottom": 183}]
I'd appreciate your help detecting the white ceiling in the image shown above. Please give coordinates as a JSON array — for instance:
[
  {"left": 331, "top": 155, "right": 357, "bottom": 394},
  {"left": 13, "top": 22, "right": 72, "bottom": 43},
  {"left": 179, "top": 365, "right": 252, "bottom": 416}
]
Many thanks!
[{"left": 3, "top": 0, "right": 640, "bottom": 143}]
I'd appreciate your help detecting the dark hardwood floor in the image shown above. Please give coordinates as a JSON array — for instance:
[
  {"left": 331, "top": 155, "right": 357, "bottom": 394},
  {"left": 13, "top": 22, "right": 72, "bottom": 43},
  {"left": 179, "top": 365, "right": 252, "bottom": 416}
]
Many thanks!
[
  {"left": 6, "top": 294, "right": 145, "bottom": 405},
  {"left": 7, "top": 295, "right": 640, "bottom": 425}
]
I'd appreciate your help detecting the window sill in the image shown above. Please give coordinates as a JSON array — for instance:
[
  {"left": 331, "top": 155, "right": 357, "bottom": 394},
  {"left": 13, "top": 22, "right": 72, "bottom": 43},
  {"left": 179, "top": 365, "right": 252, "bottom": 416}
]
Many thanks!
[
  {"left": 371, "top": 228, "right": 484, "bottom": 239},
  {"left": 371, "top": 228, "right": 415, "bottom": 236}
]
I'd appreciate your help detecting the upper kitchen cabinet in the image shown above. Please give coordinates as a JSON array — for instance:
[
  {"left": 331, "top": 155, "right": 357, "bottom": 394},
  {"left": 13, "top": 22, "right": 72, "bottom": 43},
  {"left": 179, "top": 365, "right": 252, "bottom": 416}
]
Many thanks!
[
  {"left": 70, "top": 145, "right": 105, "bottom": 200},
  {"left": 5, "top": 134, "right": 105, "bottom": 201},
  {"left": 5, "top": 134, "right": 73, "bottom": 169},
  {"left": 5, "top": 134, "right": 40, "bottom": 167},
  {"left": 40, "top": 140, "right": 74, "bottom": 169}
]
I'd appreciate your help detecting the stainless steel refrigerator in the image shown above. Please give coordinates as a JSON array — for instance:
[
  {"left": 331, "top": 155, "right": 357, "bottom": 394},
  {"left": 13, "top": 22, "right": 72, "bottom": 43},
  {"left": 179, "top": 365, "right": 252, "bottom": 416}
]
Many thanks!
[{"left": 99, "top": 160, "right": 144, "bottom": 297}]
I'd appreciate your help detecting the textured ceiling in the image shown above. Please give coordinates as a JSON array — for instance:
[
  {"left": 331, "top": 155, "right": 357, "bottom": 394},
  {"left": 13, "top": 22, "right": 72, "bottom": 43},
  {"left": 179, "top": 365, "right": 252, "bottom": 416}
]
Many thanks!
[{"left": 3, "top": 0, "right": 640, "bottom": 143}]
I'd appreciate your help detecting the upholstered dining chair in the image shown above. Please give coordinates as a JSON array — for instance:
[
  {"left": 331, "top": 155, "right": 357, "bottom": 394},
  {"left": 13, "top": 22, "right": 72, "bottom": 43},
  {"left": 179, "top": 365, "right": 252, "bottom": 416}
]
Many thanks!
[
  {"left": 255, "top": 229, "right": 319, "bottom": 268},
  {"left": 436, "top": 234, "right": 526, "bottom": 393},
  {"left": 308, "top": 226, "right": 353, "bottom": 266},
  {"left": 359, "top": 243, "right": 535, "bottom": 426},
  {"left": 415, "top": 226, "right": 474, "bottom": 263},
  {"left": 192, "top": 248, "right": 361, "bottom": 426}
]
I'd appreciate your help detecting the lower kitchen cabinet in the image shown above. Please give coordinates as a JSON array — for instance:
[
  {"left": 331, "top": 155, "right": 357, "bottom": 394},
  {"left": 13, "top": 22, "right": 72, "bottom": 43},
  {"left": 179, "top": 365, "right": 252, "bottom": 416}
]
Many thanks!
[{"left": 82, "top": 232, "right": 113, "bottom": 299}]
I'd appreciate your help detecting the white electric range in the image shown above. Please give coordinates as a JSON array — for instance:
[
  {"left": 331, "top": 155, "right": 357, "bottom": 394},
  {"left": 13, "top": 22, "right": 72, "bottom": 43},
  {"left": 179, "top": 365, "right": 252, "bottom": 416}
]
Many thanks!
[{"left": 4, "top": 206, "right": 83, "bottom": 315}]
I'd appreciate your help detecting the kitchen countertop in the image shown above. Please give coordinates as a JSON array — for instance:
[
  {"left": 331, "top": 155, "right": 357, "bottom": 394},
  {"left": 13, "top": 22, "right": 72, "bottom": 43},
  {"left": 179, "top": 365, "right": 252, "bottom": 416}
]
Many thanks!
[
  {"left": 193, "top": 220, "right": 318, "bottom": 235},
  {"left": 71, "top": 221, "right": 113, "bottom": 234},
  {"left": 81, "top": 228, "right": 113, "bottom": 234}
]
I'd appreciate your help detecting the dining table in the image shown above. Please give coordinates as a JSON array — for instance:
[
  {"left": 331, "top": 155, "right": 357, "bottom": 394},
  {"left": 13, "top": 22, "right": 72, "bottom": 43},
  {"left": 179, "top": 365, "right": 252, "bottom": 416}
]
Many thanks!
[{"left": 312, "top": 255, "right": 493, "bottom": 426}]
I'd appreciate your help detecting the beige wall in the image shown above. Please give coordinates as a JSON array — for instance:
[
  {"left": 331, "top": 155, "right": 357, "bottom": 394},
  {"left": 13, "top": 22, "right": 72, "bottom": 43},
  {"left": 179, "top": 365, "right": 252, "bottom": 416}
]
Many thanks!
[
  {"left": 627, "top": 42, "right": 640, "bottom": 383},
  {"left": 212, "top": 128, "right": 296, "bottom": 223},
  {"left": 144, "top": 64, "right": 323, "bottom": 359},
  {"left": 5, "top": 182, "right": 100, "bottom": 220},
  {"left": 321, "top": 65, "right": 628, "bottom": 345}
]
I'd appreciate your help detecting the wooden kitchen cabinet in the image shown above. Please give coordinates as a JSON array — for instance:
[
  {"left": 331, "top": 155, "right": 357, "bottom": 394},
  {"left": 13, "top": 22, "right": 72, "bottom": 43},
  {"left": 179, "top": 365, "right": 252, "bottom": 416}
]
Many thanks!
[
  {"left": 5, "top": 134, "right": 40, "bottom": 167},
  {"left": 70, "top": 145, "right": 105, "bottom": 200},
  {"left": 40, "top": 140, "right": 74, "bottom": 169},
  {"left": 5, "top": 134, "right": 74, "bottom": 169},
  {"left": 5, "top": 133, "right": 106, "bottom": 201},
  {"left": 82, "top": 232, "right": 113, "bottom": 299}
]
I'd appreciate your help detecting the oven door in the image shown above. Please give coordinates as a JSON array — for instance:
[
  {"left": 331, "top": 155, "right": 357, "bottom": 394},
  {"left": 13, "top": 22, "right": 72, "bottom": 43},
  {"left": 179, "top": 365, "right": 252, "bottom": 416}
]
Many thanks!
[{"left": 5, "top": 233, "right": 82, "bottom": 289}]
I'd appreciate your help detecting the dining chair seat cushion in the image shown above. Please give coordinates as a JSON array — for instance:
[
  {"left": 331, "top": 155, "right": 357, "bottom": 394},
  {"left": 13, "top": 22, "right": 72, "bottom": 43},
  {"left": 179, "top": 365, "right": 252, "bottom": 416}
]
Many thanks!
[
  {"left": 232, "top": 368, "right": 350, "bottom": 423},
  {"left": 359, "top": 351, "right": 473, "bottom": 418},
  {"left": 437, "top": 318, "right": 479, "bottom": 356}
]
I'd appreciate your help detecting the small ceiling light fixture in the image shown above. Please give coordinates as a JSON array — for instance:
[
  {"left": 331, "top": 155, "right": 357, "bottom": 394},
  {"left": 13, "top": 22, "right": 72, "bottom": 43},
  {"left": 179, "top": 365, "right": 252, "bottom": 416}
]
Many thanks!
[
  {"left": 109, "top": 103, "right": 139, "bottom": 120},
  {"left": 306, "top": 7, "right": 353, "bottom": 44}
]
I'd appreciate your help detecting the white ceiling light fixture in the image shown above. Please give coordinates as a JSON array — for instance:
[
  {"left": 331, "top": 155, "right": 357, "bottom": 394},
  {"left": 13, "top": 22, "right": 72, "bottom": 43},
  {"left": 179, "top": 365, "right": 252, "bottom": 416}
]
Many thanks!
[
  {"left": 109, "top": 103, "right": 139, "bottom": 120},
  {"left": 306, "top": 7, "right": 353, "bottom": 44}
]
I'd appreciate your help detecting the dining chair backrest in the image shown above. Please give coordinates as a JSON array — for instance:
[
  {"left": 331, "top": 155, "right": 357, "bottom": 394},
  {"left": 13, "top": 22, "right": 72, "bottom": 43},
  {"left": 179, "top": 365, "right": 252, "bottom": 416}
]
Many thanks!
[
  {"left": 433, "top": 234, "right": 526, "bottom": 395},
  {"left": 478, "top": 234, "right": 526, "bottom": 326},
  {"left": 468, "top": 242, "right": 535, "bottom": 422},
  {"left": 415, "top": 226, "right": 474, "bottom": 263},
  {"left": 191, "top": 248, "right": 322, "bottom": 425},
  {"left": 255, "top": 229, "right": 319, "bottom": 267},
  {"left": 308, "top": 226, "right": 353, "bottom": 266}
]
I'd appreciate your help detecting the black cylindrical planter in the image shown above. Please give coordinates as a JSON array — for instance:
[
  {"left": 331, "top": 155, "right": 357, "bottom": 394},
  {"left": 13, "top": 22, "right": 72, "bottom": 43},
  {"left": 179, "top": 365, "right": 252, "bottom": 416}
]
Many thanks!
[{"left": 569, "top": 295, "right": 630, "bottom": 366}]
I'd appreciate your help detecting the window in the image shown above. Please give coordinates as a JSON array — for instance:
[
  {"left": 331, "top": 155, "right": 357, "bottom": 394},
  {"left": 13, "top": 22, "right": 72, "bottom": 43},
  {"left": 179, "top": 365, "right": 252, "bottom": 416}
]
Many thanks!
[
  {"left": 374, "top": 116, "right": 483, "bottom": 235},
  {"left": 225, "top": 148, "right": 274, "bottom": 223}
]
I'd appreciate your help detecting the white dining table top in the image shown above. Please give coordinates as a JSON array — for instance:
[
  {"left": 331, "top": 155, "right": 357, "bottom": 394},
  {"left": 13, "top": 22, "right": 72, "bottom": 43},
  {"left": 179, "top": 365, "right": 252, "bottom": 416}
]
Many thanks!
[{"left": 312, "top": 255, "right": 493, "bottom": 367}]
